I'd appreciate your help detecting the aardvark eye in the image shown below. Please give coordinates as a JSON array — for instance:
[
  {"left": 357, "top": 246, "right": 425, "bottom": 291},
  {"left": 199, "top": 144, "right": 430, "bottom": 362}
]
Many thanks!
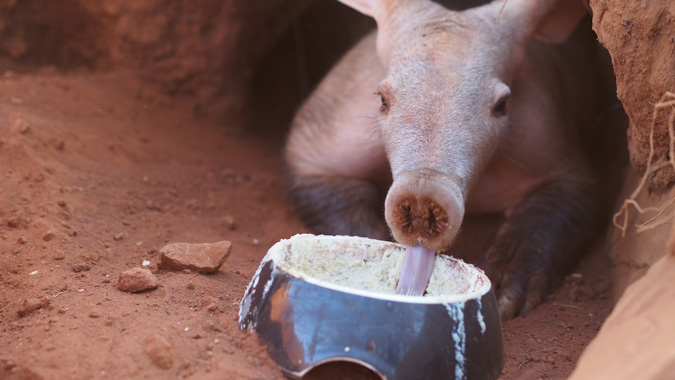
[
  {"left": 377, "top": 91, "right": 389, "bottom": 113},
  {"left": 492, "top": 95, "right": 509, "bottom": 117}
]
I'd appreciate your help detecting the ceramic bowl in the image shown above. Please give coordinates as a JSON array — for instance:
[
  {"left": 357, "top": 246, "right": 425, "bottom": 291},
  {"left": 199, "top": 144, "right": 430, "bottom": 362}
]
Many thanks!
[{"left": 239, "top": 234, "right": 504, "bottom": 380}]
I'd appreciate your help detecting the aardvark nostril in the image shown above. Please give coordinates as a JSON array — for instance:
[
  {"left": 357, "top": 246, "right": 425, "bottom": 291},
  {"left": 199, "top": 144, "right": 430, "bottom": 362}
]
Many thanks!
[{"left": 394, "top": 196, "right": 448, "bottom": 239}]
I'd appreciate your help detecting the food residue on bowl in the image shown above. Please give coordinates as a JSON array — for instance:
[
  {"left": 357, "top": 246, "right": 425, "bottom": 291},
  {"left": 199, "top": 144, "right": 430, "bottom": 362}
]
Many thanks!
[{"left": 270, "top": 234, "right": 487, "bottom": 299}]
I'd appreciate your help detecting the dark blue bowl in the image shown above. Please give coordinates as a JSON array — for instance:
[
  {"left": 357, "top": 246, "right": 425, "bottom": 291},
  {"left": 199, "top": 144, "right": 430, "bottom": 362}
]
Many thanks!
[{"left": 239, "top": 234, "right": 504, "bottom": 380}]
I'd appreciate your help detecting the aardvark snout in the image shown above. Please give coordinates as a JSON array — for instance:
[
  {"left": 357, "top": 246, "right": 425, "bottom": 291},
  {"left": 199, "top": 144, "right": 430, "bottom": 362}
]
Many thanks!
[{"left": 384, "top": 172, "right": 464, "bottom": 250}]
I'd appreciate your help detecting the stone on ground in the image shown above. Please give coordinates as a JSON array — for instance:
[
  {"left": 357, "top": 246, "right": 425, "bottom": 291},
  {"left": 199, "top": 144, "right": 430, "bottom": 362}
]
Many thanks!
[
  {"left": 158, "top": 241, "right": 232, "bottom": 273},
  {"left": 116, "top": 268, "right": 158, "bottom": 293}
]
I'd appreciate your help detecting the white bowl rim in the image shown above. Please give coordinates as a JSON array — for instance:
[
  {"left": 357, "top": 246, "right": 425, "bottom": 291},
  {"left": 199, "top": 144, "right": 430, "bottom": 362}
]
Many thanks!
[{"left": 265, "top": 234, "right": 492, "bottom": 305}]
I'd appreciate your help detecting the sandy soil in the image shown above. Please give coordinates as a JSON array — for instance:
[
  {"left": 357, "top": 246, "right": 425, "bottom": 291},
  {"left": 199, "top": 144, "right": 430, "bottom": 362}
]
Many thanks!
[{"left": 0, "top": 69, "right": 612, "bottom": 380}]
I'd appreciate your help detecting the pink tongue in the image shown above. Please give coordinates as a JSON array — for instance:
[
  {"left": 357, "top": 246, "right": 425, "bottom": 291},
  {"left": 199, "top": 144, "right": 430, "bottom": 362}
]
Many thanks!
[{"left": 396, "top": 245, "right": 436, "bottom": 296}]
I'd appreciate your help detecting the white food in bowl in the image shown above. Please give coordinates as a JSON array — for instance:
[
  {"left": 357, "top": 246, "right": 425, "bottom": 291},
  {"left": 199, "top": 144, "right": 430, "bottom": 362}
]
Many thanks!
[{"left": 268, "top": 234, "right": 490, "bottom": 304}]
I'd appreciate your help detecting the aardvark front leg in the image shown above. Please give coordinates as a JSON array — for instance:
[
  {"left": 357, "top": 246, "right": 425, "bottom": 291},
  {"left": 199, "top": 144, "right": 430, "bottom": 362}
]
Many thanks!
[
  {"left": 479, "top": 176, "right": 600, "bottom": 321},
  {"left": 287, "top": 174, "right": 390, "bottom": 241}
]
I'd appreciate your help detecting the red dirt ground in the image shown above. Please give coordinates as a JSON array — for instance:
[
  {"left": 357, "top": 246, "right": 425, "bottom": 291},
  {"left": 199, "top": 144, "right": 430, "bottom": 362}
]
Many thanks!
[{"left": 0, "top": 69, "right": 612, "bottom": 379}]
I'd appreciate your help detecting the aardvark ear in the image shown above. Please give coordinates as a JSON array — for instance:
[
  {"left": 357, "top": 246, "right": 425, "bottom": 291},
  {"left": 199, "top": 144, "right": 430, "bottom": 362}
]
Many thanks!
[
  {"left": 336, "top": 0, "right": 411, "bottom": 63},
  {"left": 336, "top": 0, "right": 380, "bottom": 17},
  {"left": 498, "top": 0, "right": 589, "bottom": 45},
  {"left": 532, "top": 0, "right": 588, "bottom": 44},
  {"left": 336, "top": 0, "right": 408, "bottom": 24}
]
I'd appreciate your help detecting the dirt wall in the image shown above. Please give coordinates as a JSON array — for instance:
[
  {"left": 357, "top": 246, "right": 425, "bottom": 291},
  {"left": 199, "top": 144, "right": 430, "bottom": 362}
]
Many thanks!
[
  {"left": 589, "top": 0, "right": 675, "bottom": 190},
  {"left": 0, "top": 0, "right": 315, "bottom": 121}
]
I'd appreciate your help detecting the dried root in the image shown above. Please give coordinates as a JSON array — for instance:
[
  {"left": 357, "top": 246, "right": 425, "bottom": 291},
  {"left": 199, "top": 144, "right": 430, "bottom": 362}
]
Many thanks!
[{"left": 613, "top": 91, "right": 675, "bottom": 237}]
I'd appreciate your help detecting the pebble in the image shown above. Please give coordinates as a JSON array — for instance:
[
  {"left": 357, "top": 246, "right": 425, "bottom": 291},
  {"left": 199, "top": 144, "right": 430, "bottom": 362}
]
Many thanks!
[
  {"left": 17, "top": 236, "right": 28, "bottom": 244},
  {"left": 43, "top": 231, "right": 56, "bottom": 241},
  {"left": 13, "top": 118, "right": 30, "bottom": 134},
  {"left": 222, "top": 215, "right": 236, "bottom": 230},
  {"left": 200, "top": 295, "right": 220, "bottom": 312},
  {"left": 113, "top": 233, "right": 124, "bottom": 241},
  {"left": 71, "top": 263, "right": 90, "bottom": 273},
  {"left": 206, "top": 303, "right": 219, "bottom": 312},
  {"left": 116, "top": 268, "right": 158, "bottom": 293},
  {"left": 145, "top": 334, "right": 174, "bottom": 370},
  {"left": 17, "top": 298, "right": 51, "bottom": 317},
  {"left": 200, "top": 295, "right": 219, "bottom": 307},
  {"left": 158, "top": 241, "right": 232, "bottom": 273}
]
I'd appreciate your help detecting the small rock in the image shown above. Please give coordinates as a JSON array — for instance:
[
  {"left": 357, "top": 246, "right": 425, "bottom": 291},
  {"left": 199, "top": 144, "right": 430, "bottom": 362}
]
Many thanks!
[
  {"left": 158, "top": 241, "right": 232, "bottom": 274},
  {"left": 57, "top": 200, "right": 67, "bottom": 207},
  {"left": 200, "top": 296, "right": 220, "bottom": 312},
  {"left": 200, "top": 295, "right": 219, "bottom": 308},
  {"left": 17, "top": 236, "right": 27, "bottom": 244},
  {"left": 52, "top": 251, "right": 65, "bottom": 260},
  {"left": 71, "top": 263, "right": 90, "bottom": 273},
  {"left": 146, "top": 200, "right": 161, "bottom": 211},
  {"left": 113, "top": 232, "right": 124, "bottom": 241},
  {"left": 89, "top": 310, "right": 101, "bottom": 318},
  {"left": 222, "top": 215, "right": 236, "bottom": 230},
  {"left": 43, "top": 231, "right": 56, "bottom": 241},
  {"left": 182, "top": 268, "right": 191, "bottom": 274},
  {"left": 116, "top": 268, "right": 158, "bottom": 293},
  {"left": 146, "top": 334, "right": 175, "bottom": 370},
  {"left": 206, "top": 303, "right": 219, "bottom": 312},
  {"left": 17, "top": 298, "right": 51, "bottom": 317},
  {"left": 13, "top": 118, "right": 30, "bottom": 134}
]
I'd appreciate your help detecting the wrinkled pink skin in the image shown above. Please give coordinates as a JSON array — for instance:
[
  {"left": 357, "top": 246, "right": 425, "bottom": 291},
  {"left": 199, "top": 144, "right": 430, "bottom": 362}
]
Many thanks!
[{"left": 285, "top": 0, "right": 603, "bottom": 319}]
